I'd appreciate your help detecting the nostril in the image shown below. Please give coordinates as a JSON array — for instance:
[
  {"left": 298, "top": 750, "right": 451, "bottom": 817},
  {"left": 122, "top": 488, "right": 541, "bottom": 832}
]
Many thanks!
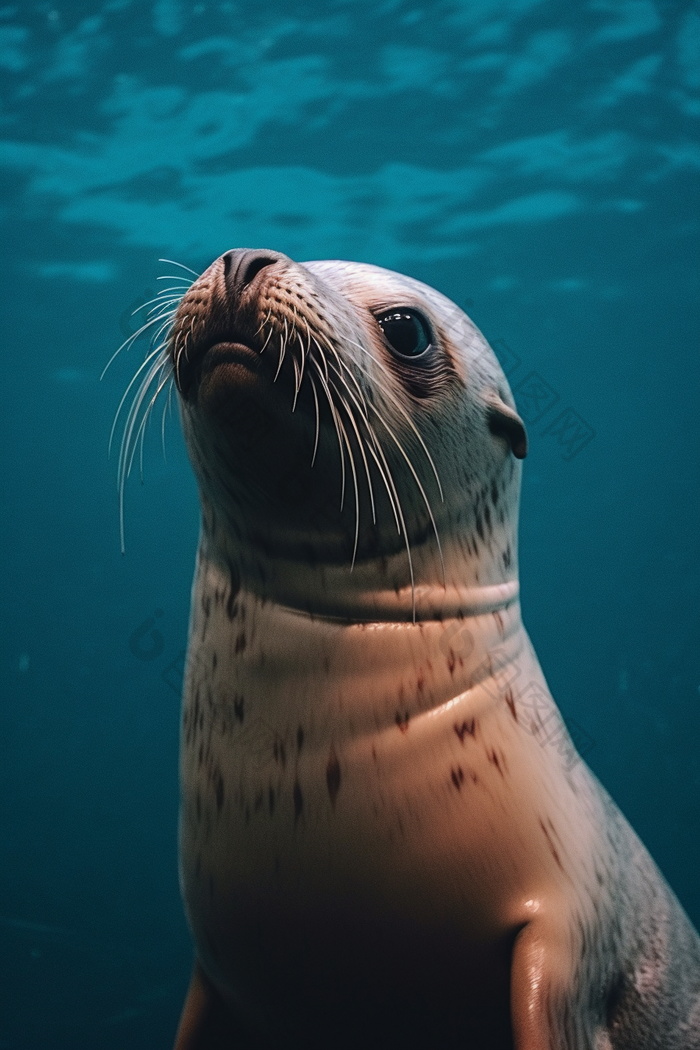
[
  {"left": 241, "top": 254, "right": 277, "bottom": 287},
  {"left": 221, "top": 249, "right": 280, "bottom": 298}
]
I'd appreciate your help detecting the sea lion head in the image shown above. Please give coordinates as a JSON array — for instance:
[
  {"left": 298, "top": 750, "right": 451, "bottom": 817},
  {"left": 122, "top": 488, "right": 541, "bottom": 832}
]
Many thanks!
[{"left": 166, "top": 248, "right": 526, "bottom": 619}]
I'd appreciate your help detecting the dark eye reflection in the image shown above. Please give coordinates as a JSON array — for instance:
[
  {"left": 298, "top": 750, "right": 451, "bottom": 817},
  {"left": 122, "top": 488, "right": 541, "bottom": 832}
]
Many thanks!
[{"left": 376, "top": 310, "right": 432, "bottom": 359}]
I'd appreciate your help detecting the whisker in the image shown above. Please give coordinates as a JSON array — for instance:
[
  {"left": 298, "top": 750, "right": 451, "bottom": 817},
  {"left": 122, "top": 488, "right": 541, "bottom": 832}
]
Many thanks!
[
  {"left": 260, "top": 321, "right": 274, "bottom": 356},
  {"left": 314, "top": 334, "right": 399, "bottom": 533},
  {"left": 173, "top": 315, "right": 195, "bottom": 388},
  {"left": 108, "top": 342, "right": 168, "bottom": 456},
  {"left": 301, "top": 317, "right": 312, "bottom": 392},
  {"left": 161, "top": 375, "right": 175, "bottom": 458},
  {"left": 291, "top": 357, "right": 301, "bottom": 412},
  {"left": 315, "top": 347, "right": 400, "bottom": 533},
  {"left": 274, "top": 317, "right": 288, "bottom": 382},
  {"left": 344, "top": 405, "right": 416, "bottom": 617},
  {"left": 345, "top": 337, "right": 444, "bottom": 503},
  {"left": 311, "top": 355, "right": 346, "bottom": 510},
  {"left": 117, "top": 346, "right": 171, "bottom": 551},
  {"left": 338, "top": 344, "right": 445, "bottom": 585},
  {"left": 151, "top": 314, "right": 179, "bottom": 350},
  {"left": 145, "top": 297, "right": 180, "bottom": 318},
  {"left": 309, "top": 374, "right": 321, "bottom": 467},
  {"left": 344, "top": 389, "right": 403, "bottom": 536},
  {"left": 108, "top": 262, "right": 193, "bottom": 552},
  {"left": 295, "top": 331, "right": 306, "bottom": 399},
  {"left": 314, "top": 334, "right": 330, "bottom": 383},
  {"left": 364, "top": 436, "right": 401, "bottom": 534},
  {"left": 120, "top": 353, "right": 168, "bottom": 484},
  {"left": 128, "top": 294, "right": 177, "bottom": 317},
  {"left": 254, "top": 307, "right": 272, "bottom": 339},
  {"left": 135, "top": 363, "right": 173, "bottom": 481},
  {"left": 331, "top": 379, "right": 376, "bottom": 527},
  {"left": 100, "top": 308, "right": 175, "bottom": 380},
  {"left": 334, "top": 408, "right": 360, "bottom": 568},
  {"left": 158, "top": 258, "right": 201, "bottom": 278},
  {"left": 291, "top": 306, "right": 305, "bottom": 397},
  {"left": 316, "top": 333, "right": 437, "bottom": 616},
  {"left": 319, "top": 333, "right": 369, "bottom": 423},
  {"left": 366, "top": 396, "right": 445, "bottom": 588}
]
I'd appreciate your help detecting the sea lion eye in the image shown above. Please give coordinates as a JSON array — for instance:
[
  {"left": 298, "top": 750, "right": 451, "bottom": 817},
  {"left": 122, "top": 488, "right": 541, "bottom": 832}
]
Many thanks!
[{"left": 377, "top": 310, "right": 432, "bottom": 359}]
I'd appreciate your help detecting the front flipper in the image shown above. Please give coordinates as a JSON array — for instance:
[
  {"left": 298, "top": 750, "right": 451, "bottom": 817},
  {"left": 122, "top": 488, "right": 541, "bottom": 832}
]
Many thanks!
[
  {"left": 511, "top": 912, "right": 700, "bottom": 1050},
  {"left": 510, "top": 920, "right": 600, "bottom": 1050},
  {"left": 174, "top": 960, "right": 245, "bottom": 1050}
]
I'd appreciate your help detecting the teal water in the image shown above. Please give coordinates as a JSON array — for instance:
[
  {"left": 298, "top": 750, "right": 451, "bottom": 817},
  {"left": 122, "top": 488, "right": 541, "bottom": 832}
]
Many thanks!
[{"left": 1, "top": 2, "right": 698, "bottom": 1047}]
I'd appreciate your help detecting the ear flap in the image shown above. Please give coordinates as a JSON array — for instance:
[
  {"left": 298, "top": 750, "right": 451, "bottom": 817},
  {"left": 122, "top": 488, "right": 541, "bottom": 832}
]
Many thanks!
[{"left": 485, "top": 392, "right": 528, "bottom": 459}]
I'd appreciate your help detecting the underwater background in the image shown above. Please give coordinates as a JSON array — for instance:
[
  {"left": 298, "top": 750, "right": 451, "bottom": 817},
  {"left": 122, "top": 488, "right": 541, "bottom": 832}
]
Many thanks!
[{"left": 0, "top": 1, "right": 698, "bottom": 1046}]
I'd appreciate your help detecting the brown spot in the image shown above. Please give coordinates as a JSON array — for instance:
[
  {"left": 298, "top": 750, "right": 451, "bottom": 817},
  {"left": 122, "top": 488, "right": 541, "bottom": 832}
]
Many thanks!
[
  {"left": 416, "top": 672, "right": 424, "bottom": 693},
  {"left": 447, "top": 651, "right": 456, "bottom": 675},
  {"left": 326, "top": 745, "right": 341, "bottom": 808},
  {"left": 539, "top": 818, "right": 564, "bottom": 871},
  {"left": 234, "top": 631, "right": 246, "bottom": 653},
  {"left": 273, "top": 738, "right": 286, "bottom": 768},
  {"left": 293, "top": 781, "right": 303, "bottom": 821},
  {"left": 454, "top": 718, "right": 476, "bottom": 743},
  {"left": 450, "top": 766, "right": 465, "bottom": 790},
  {"left": 226, "top": 562, "right": 240, "bottom": 614},
  {"left": 504, "top": 687, "right": 517, "bottom": 721},
  {"left": 395, "top": 711, "right": 410, "bottom": 734},
  {"left": 214, "top": 771, "right": 224, "bottom": 812},
  {"left": 487, "top": 749, "right": 505, "bottom": 777}
]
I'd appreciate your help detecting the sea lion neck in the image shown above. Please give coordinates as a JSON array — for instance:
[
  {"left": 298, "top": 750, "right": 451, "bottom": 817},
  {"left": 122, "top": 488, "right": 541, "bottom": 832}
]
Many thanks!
[
  {"left": 187, "top": 545, "right": 525, "bottom": 737},
  {"left": 198, "top": 518, "right": 520, "bottom": 626}
]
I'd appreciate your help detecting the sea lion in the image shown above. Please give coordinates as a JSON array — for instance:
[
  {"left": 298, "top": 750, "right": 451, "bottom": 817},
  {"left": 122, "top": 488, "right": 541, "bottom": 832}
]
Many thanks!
[{"left": 140, "top": 248, "right": 699, "bottom": 1049}]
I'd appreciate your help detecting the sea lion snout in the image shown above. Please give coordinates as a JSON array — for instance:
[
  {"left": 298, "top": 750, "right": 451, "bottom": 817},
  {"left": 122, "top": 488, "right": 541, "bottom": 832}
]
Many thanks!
[
  {"left": 220, "top": 247, "right": 285, "bottom": 300},
  {"left": 170, "top": 247, "right": 290, "bottom": 400},
  {"left": 169, "top": 247, "right": 358, "bottom": 407}
]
